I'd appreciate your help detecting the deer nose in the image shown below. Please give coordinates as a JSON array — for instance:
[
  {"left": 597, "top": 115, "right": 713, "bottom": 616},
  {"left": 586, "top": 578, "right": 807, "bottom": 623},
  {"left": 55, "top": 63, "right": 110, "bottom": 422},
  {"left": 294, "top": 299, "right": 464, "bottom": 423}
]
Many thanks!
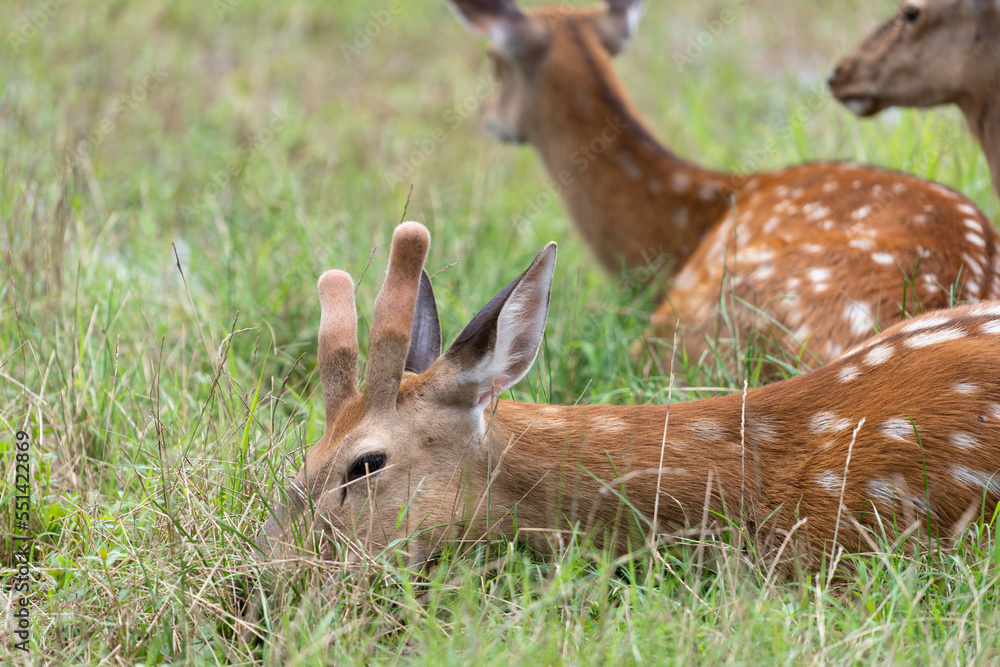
[{"left": 827, "top": 65, "right": 842, "bottom": 89}]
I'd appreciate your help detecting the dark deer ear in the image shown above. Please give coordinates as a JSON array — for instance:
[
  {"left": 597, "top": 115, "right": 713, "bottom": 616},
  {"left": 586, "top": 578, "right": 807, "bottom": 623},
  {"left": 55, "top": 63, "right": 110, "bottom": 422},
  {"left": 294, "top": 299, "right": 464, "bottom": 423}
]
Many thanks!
[
  {"left": 405, "top": 270, "right": 442, "bottom": 374},
  {"left": 449, "top": 0, "right": 549, "bottom": 63}
]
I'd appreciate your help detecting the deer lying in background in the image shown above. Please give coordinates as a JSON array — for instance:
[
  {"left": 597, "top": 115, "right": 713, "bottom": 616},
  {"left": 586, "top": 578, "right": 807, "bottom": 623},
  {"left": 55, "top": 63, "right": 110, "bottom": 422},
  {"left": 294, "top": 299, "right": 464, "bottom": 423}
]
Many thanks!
[
  {"left": 447, "top": 0, "right": 1000, "bottom": 368},
  {"left": 255, "top": 221, "right": 1000, "bottom": 577},
  {"left": 829, "top": 0, "right": 1000, "bottom": 200}
]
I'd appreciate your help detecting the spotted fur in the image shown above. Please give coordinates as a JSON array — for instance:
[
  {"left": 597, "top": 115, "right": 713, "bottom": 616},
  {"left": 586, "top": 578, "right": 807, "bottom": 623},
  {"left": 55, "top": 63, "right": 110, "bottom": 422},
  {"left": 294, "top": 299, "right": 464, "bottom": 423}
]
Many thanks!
[
  {"left": 450, "top": 0, "right": 1000, "bottom": 371},
  {"left": 257, "top": 226, "right": 1000, "bottom": 573}
]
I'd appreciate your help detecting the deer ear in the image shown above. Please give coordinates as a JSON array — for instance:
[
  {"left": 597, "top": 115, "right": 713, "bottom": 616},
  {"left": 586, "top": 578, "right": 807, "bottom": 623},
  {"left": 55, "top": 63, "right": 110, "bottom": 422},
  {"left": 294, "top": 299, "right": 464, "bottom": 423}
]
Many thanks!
[
  {"left": 449, "top": 0, "right": 549, "bottom": 62},
  {"left": 405, "top": 270, "right": 442, "bottom": 375},
  {"left": 444, "top": 243, "right": 557, "bottom": 409},
  {"left": 592, "top": 0, "right": 644, "bottom": 55}
]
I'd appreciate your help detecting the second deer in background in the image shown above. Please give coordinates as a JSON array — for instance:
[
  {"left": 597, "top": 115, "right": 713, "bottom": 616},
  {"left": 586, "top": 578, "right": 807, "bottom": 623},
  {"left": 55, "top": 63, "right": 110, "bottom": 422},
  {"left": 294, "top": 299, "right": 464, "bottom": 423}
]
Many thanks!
[
  {"left": 448, "top": 0, "right": 1000, "bottom": 372},
  {"left": 829, "top": 0, "right": 1000, "bottom": 202}
]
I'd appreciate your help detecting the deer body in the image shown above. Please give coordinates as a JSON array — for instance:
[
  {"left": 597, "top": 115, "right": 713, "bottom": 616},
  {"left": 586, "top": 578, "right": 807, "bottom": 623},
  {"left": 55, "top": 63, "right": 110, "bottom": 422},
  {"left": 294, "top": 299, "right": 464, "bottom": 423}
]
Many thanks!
[
  {"left": 449, "top": 0, "right": 1000, "bottom": 367},
  {"left": 830, "top": 0, "right": 1000, "bottom": 199},
  {"left": 257, "top": 222, "right": 1000, "bottom": 573}
]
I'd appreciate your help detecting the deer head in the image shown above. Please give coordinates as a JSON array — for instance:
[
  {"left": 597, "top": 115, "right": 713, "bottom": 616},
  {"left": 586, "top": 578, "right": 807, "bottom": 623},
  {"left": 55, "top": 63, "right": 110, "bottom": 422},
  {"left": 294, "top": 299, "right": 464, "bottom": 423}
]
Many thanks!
[
  {"left": 829, "top": 0, "right": 1000, "bottom": 118},
  {"left": 257, "top": 222, "right": 557, "bottom": 566},
  {"left": 449, "top": 0, "right": 643, "bottom": 143}
]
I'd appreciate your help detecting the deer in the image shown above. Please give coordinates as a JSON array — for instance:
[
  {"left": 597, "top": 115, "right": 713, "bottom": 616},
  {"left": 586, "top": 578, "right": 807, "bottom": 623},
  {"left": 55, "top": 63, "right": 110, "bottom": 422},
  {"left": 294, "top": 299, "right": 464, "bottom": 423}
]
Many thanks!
[
  {"left": 829, "top": 0, "right": 1000, "bottom": 201},
  {"left": 253, "top": 221, "right": 1000, "bottom": 583},
  {"left": 445, "top": 0, "right": 1000, "bottom": 370}
]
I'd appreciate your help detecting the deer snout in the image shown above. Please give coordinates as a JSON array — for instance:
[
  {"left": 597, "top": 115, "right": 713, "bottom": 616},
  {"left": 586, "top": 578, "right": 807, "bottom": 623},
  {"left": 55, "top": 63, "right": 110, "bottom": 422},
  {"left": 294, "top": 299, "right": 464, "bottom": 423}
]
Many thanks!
[{"left": 827, "top": 64, "right": 842, "bottom": 89}]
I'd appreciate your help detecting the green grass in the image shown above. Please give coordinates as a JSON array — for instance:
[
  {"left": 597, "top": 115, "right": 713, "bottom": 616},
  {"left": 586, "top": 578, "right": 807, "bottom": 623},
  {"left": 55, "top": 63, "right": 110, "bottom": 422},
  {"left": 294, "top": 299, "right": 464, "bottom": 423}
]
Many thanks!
[{"left": 2, "top": 0, "right": 1000, "bottom": 663}]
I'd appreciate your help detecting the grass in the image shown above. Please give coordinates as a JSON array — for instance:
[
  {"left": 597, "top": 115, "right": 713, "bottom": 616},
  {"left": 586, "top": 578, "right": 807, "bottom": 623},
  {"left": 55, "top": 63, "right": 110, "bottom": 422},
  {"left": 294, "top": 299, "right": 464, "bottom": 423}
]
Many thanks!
[{"left": 2, "top": 0, "right": 1000, "bottom": 663}]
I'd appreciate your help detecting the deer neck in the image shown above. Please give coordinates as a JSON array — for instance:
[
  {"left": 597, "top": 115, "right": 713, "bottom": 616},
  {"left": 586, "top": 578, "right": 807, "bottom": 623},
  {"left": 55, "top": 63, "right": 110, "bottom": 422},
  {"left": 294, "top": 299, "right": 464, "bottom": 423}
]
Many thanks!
[
  {"left": 478, "top": 397, "right": 756, "bottom": 554},
  {"left": 524, "top": 27, "right": 734, "bottom": 275},
  {"left": 960, "top": 92, "right": 1000, "bottom": 201}
]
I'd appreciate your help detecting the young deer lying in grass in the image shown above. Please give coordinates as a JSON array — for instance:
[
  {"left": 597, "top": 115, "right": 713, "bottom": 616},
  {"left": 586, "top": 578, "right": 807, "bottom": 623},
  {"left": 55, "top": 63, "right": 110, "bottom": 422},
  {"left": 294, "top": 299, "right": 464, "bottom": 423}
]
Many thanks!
[
  {"left": 830, "top": 0, "right": 1000, "bottom": 200},
  {"left": 256, "top": 221, "right": 1000, "bottom": 574},
  {"left": 447, "top": 0, "right": 1000, "bottom": 369}
]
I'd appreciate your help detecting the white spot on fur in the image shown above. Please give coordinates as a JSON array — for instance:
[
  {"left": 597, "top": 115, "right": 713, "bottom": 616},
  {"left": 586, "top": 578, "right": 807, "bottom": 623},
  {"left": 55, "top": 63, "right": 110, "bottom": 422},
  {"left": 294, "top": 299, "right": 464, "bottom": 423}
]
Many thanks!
[
  {"left": 838, "top": 364, "right": 861, "bottom": 382},
  {"left": 981, "top": 320, "right": 1000, "bottom": 335},
  {"left": 822, "top": 181, "right": 840, "bottom": 192},
  {"left": 864, "top": 344, "right": 894, "bottom": 366},
  {"left": 816, "top": 471, "right": 841, "bottom": 493},
  {"left": 738, "top": 247, "right": 775, "bottom": 264},
  {"left": 904, "top": 327, "right": 966, "bottom": 348},
  {"left": 752, "top": 265, "right": 775, "bottom": 281},
  {"left": 601, "top": 417, "right": 630, "bottom": 433},
  {"left": 871, "top": 252, "right": 895, "bottom": 265},
  {"left": 748, "top": 417, "right": 779, "bottom": 443},
  {"left": 951, "top": 466, "right": 1000, "bottom": 497},
  {"left": 809, "top": 411, "right": 852, "bottom": 434},
  {"left": 957, "top": 204, "right": 979, "bottom": 216},
  {"left": 880, "top": 418, "right": 913, "bottom": 441},
  {"left": 866, "top": 479, "right": 897, "bottom": 506},
  {"left": 808, "top": 268, "right": 831, "bottom": 283},
  {"left": 849, "top": 238, "right": 875, "bottom": 251},
  {"left": 913, "top": 214, "right": 929, "bottom": 224},
  {"left": 763, "top": 216, "right": 780, "bottom": 234},
  {"left": 851, "top": 205, "right": 872, "bottom": 221},
  {"left": 671, "top": 173, "right": 691, "bottom": 193},
  {"left": 804, "top": 202, "right": 831, "bottom": 221},
  {"left": 827, "top": 342, "right": 843, "bottom": 359},
  {"left": 964, "top": 218, "right": 983, "bottom": 232},
  {"left": 891, "top": 183, "right": 907, "bottom": 194},
  {"left": 794, "top": 324, "right": 813, "bottom": 341},
  {"left": 845, "top": 302, "right": 875, "bottom": 336},
  {"left": 952, "top": 382, "right": 978, "bottom": 395},
  {"left": 968, "top": 281, "right": 982, "bottom": 296},
  {"left": 950, "top": 432, "right": 978, "bottom": 450},
  {"left": 698, "top": 182, "right": 720, "bottom": 201},
  {"left": 688, "top": 420, "right": 726, "bottom": 442},
  {"left": 966, "top": 232, "right": 987, "bottom": 248},
  {"left": 902, "top": 314, "right": 952, "bottom": 333},
  {"left": 962, "top": 253, "right": 983, "bottom": 277},
  {"left": 972, "top": 303, "right": 1000, "bottom": 317}
]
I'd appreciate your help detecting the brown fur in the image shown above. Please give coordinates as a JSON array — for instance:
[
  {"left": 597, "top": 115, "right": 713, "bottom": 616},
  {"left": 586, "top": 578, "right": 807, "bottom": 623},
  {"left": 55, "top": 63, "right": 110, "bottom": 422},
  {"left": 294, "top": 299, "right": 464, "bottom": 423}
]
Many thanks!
[
  {"left": 258, "top": 224, "right": 1000, "bottom": 574},
  {"left": 830, "top": 0, "right": 1000, "bottom": 199},
  {"left": 452, "top": 0, "right": 1000, "bottom": 368}
]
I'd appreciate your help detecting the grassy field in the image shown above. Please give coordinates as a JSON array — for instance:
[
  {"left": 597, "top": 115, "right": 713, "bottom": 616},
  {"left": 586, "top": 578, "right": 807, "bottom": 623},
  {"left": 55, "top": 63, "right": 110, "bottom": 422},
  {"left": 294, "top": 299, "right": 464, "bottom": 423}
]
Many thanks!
[{"left": 3, "top": 0, "right": 1000, "bottom": 663}]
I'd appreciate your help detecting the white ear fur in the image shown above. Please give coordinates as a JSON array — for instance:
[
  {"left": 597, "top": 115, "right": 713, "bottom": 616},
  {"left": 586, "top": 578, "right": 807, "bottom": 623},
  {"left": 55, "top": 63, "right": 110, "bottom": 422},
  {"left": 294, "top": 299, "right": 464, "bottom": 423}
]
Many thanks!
[
  {"left": 594, "top": 1, "right": 645, "bottom": 55},
  {"left": 466, "top": 243, "right": 557, "bottom": 408}
]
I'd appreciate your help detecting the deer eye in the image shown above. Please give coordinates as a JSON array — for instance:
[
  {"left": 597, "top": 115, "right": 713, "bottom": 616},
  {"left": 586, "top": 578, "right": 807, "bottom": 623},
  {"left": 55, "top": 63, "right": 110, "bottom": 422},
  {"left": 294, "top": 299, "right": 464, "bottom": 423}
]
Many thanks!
[
  {"left": 902, "top": 5, "right": 920, "bottom": 22},
  {"left": 347, "top": 453, "right": 386, "bottom": 484}
]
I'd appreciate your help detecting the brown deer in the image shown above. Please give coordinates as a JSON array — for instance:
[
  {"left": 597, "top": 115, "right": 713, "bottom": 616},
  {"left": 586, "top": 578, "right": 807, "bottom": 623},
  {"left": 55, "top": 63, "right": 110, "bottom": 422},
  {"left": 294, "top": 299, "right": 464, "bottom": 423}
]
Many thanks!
[
  {"left": 446, "top": 0, "right": 1000, "bottom": 368},
  {"left": 829, "top": 0, "right": 1000, "bottom": 200},
  {"left": 255, "top": 221, "right": 1000, "bottom": 575}
]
